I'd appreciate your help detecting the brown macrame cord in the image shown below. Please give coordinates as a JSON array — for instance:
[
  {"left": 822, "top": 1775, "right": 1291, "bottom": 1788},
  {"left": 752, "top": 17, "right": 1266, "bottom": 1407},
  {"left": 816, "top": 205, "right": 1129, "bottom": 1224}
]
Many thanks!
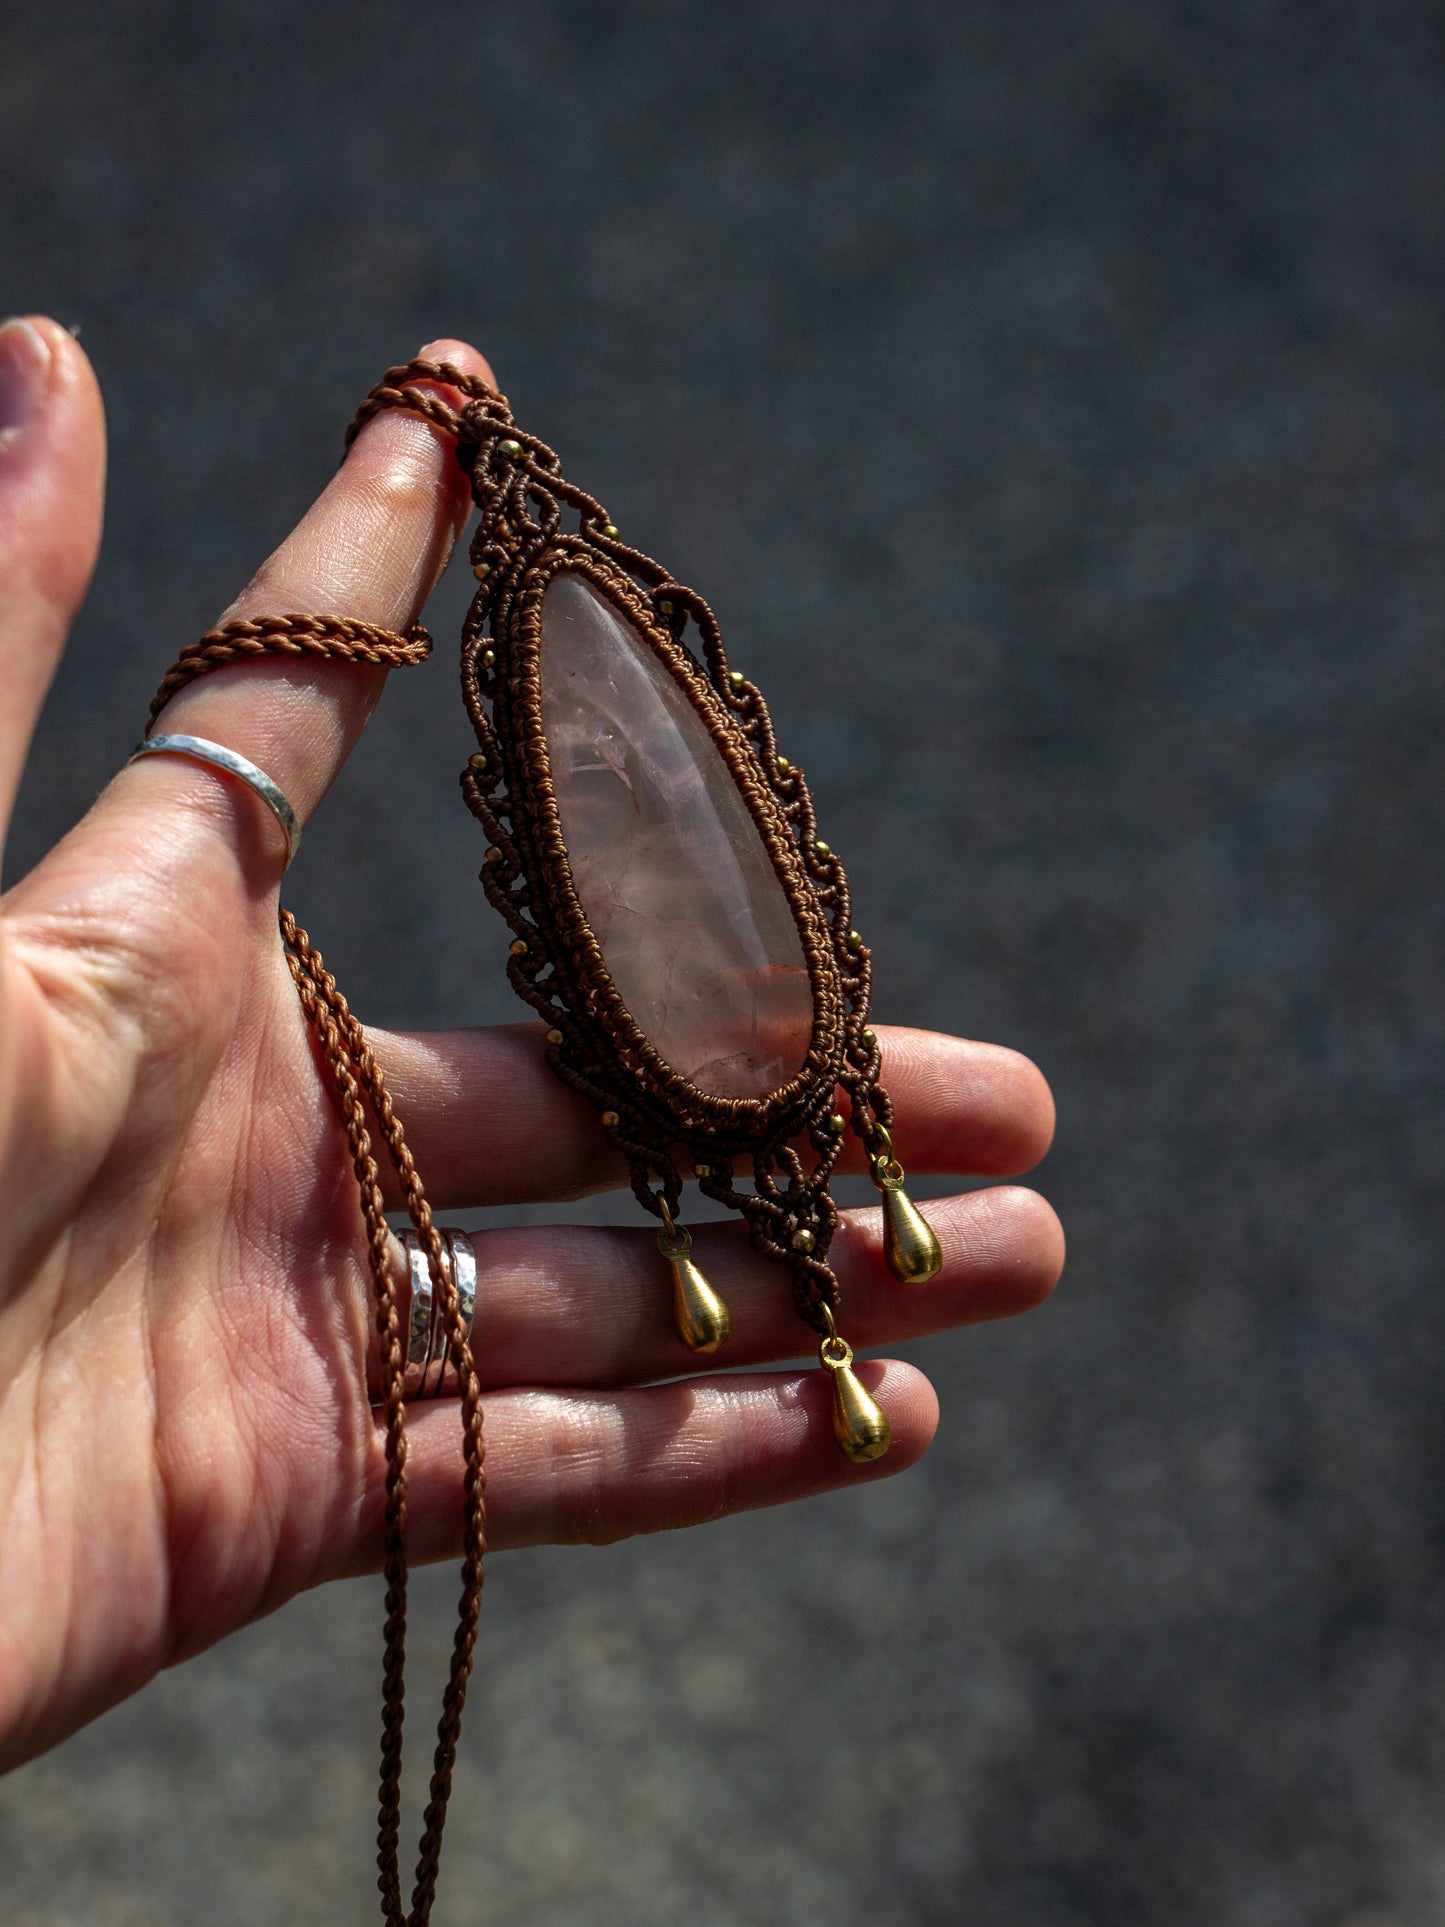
[
  {"left": 146, "top": 609, "right": 485, "bottom": 1927},
  {"left": 355, "top": 360, "right": 898, "bottom": 1342}
]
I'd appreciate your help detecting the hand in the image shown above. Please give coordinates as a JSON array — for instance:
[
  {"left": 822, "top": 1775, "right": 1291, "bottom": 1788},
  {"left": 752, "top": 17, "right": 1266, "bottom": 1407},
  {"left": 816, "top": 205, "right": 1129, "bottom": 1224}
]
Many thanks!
[{"left": 0, "top": 320, "right": 1063, "bottom": 1769}]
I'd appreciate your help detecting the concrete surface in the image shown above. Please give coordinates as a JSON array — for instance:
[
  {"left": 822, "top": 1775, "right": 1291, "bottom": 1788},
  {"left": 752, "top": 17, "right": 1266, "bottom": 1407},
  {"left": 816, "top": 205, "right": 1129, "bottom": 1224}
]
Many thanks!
[{"left": 1, "top": 2, "right": 1443, "bottom": 1921}]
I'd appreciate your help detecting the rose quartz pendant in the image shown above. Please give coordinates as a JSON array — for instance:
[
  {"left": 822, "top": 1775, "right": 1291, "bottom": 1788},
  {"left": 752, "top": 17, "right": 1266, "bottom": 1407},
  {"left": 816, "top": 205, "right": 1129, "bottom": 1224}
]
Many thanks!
[
  {"left": 539, "top": 574, "right": 814, "bottom": 1100},
  {"left": 450, "top": 387, "right": 937, "bottom": 1450}
]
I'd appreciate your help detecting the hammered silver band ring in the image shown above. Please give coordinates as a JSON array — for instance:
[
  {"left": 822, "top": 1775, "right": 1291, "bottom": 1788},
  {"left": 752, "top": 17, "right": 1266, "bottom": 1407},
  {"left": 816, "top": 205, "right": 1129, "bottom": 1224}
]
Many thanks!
[{"left": 128, "top": 733, "right": 303, "bottom": 869}]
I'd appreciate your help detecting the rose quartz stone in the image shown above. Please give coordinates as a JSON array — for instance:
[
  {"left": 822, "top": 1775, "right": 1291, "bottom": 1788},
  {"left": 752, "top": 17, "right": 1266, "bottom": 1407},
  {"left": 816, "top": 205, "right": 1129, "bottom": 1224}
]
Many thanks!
[{"left": 540, "top": 573, "right": 813, "bottom": 1099}]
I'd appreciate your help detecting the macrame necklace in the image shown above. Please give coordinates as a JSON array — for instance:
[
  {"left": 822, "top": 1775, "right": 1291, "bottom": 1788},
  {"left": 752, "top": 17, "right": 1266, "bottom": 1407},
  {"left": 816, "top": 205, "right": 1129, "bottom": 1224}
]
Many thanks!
[{"left": 148, "top": 359, "right": 942, "bottom": 1923}]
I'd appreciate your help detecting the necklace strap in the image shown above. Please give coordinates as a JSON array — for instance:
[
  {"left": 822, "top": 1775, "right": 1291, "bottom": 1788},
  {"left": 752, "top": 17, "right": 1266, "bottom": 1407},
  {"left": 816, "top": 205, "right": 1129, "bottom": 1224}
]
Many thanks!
[
  {"left": 344, "top": 356, "right": 502, "bottom": 453},
  {"left": 144, "top": 602, "right": 482, "bottom": 1927},
  {"left": 148, "top": 610, "right": 432, "bottom": 724}
]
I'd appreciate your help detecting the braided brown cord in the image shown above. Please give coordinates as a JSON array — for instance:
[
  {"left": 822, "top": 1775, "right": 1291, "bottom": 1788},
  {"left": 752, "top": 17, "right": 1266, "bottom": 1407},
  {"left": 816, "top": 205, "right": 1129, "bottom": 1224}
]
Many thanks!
[
  {"left": 343, "top": 357, "right": 500, "bottom": 452},
  {"left": 148, "top": 611, "right": 484, "bottom": 1927},
  {"left": 282, "top": 914, "right": 486, "bottom": 1925},
  {"left": 148, "top": 612, "right": 434, "bottom": 722}
]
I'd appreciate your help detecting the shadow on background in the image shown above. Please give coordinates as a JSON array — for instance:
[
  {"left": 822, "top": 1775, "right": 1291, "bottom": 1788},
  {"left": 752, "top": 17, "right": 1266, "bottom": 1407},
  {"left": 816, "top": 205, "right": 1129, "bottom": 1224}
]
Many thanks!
[{"left": 2, "top": 2, "right": 1443, "bottom": 1923}]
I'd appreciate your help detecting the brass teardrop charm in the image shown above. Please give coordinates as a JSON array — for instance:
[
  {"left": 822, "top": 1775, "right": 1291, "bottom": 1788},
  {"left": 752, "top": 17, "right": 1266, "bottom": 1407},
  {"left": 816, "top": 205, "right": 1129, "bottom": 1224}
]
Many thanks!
[
  {"left": 658, "top": 1221, "right": 732, "bottom": 1353},
  {"left": 878, "top": 1177, "right": 943, "bottom": 1283},
  {"left": 819, "top": 1332, "right": 891, "bottom": 1463},
  {"left": 869, "top": 1129, "right": 943, "bottom": 1284}
]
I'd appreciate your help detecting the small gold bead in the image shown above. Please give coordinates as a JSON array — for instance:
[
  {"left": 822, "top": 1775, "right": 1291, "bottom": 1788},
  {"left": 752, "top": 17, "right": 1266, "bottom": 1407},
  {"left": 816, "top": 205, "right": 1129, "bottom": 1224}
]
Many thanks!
[
  {"left": 776, "top": 755, "right": 790, "bottom": 774},
  {"left": 497, "top": 438, "right": 523, "bottom": 459},
  {"left": 861, "top": 1027, "right": 878, "bottom": 1048},
  {"left": 847, "top": 929, "right": 862, "bottom": 949},
  {"left": 728, "top": 669, "right": 745, "bottom": 689},
  {"left": 693, "top": 1161, "right": 713, "bottom": 1178},
  {"left": 472, "top": 560, "right": 491, "bottom": 580},
  {"left": 601, "top": 1109, "right": 620, "bottom": 1127},
  {"left": 469, "top": 752, "right": 487, "bottom": 771},
  {"left": 829, "top": 1112, "right": 846, "bottom": 1134},
  {"left": 483, "top": 845, "right": 503, "bottom": 866},
  {"left": 814, "top": 839, "right": 831, "bottom": 858},
  {"left": 791, "top": 1227, "right": 817, "bottom": 1253},
  {"left": 546, "top": 1027, "right": 564, "bottom": 1045},
  {"left": 482, "top": 648, "right": 496, "bottom": 670},
  {"left": 603, "top": 522, "right": 619, "bottom": 538},
  {"left": 509, "top": 938, "right": 529, "bottom": 956},
  {"left": 658, "top": 599, "right": 675, "bottom": 617}
]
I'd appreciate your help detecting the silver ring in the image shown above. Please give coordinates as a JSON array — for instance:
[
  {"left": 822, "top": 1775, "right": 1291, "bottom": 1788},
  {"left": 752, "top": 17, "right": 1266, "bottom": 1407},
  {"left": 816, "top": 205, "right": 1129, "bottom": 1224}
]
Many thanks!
[
  {"left": 400, "top": 1229, "right": 477, "bottom": 1398},
  {"left": 128, "top": 733, "right": 302, "bottom": 870}
]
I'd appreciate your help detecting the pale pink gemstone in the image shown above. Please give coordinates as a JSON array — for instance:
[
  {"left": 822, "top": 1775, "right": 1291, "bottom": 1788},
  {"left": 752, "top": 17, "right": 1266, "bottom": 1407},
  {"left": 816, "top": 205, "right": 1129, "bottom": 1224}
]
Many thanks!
[{"left": 540, "top": 573, "right": 814, "bottom": 1099}]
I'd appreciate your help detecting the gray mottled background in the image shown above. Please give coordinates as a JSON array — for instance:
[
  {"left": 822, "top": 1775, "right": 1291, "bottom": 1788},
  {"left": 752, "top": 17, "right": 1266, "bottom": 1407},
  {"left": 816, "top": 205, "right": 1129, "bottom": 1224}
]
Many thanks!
[{"left": 2, "top": 1, "right": 1443, "bottom": 1922}]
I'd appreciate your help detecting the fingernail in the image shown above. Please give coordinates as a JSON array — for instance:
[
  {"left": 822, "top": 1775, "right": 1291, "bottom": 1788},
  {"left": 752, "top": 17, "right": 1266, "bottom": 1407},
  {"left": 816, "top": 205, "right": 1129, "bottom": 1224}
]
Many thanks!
[{"left": 0, "top": 318, "right": 54, "bottom": 443}]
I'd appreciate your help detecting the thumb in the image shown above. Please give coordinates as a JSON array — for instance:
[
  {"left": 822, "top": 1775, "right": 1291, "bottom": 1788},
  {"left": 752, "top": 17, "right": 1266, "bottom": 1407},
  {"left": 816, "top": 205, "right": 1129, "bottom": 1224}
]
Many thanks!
[{"left": 0, "top": 317, "right": 106, "bottom": 853}]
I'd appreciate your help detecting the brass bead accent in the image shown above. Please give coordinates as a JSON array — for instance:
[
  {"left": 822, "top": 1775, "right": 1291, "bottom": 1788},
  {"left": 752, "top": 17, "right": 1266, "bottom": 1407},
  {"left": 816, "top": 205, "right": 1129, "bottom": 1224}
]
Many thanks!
[
  {"left": 603, "top": 522, "right": 619, "bottom": 538},
  {"left": 861, "top": 1027, "right": 878, "bottom": 1048},
  {"left": 829, "top": 1112, "right": 846, "bottom": 1134},
  {"left": 482, "top": 648, "right": 496, "bottom": 670},
  {"left": 601, "top": 1109, "right": 620, "bottom": 1127},
  {"left": 546, "top": 1027, "right": 564, "bottom": 1045},
  {"left": 820, "top": 1335, "right": 891, "bottom": 1463},
  {"left": 657, "top": 598, "right": 675, "bottom": 616},
  {"left": 728, "top": 669, "right": 745, "bottom": 689},
  {"left": 469, "top": 752, "right": 487, "bottom": 771},
  {"left": 693, "top": 1161, "right": 713, "bottom": 1178},
  {"left": 814, "top": 839, "right": 831, "bottom": 857},
  {"left": 776, "top": 755, "right": 790, "bottom": 774},
  {"left": 791, "top": 1227, "right": 816, "bottom": 1254},
  {"left": 483, "top": 845, "right": 504, "bottom": 866},
  {"left": 496, "top": 438, "right": 523, "bottom": 459},
  {"left": 509, "top": 938, "right": 529, "bottom": 956},
  {"left": 846, "top": 929, "right": 863, "bottom": 949},
  {"left": 472, "top": 560, "right": 491, "bottom": 580}
]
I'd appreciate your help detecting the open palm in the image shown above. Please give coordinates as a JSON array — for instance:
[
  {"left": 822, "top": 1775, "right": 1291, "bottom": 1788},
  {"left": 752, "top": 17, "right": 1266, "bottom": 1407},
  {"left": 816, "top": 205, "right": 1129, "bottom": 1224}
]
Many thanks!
[{"left": 0, "top": 320, "right": 1063, "bottom": 1771}]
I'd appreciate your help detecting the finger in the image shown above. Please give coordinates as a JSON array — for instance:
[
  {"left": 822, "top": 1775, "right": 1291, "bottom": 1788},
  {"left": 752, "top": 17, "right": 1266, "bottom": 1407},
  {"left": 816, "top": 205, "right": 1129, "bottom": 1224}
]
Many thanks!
[
  {"left": 369, "top": 1021, "right": 1056, "bottom": 1208},
  {"left": 342, "top": 1359, "right": 938, "bottom": 1564},
  {"left": 0, "top": 318, "right": 105, "bottom": 847},
  {"left": 411, "top": 1184, "right": 1060, "bottom": 1391},
  {"left": 111, "top": 337, "right": 494, "bottom": 876}
]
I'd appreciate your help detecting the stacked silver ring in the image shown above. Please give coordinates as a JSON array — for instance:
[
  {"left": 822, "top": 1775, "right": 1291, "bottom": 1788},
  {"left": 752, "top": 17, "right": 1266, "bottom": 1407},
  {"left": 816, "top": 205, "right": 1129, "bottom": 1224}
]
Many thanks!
[{"left": 401, "top": 1228, "right": 478, "bottom": 1398}]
